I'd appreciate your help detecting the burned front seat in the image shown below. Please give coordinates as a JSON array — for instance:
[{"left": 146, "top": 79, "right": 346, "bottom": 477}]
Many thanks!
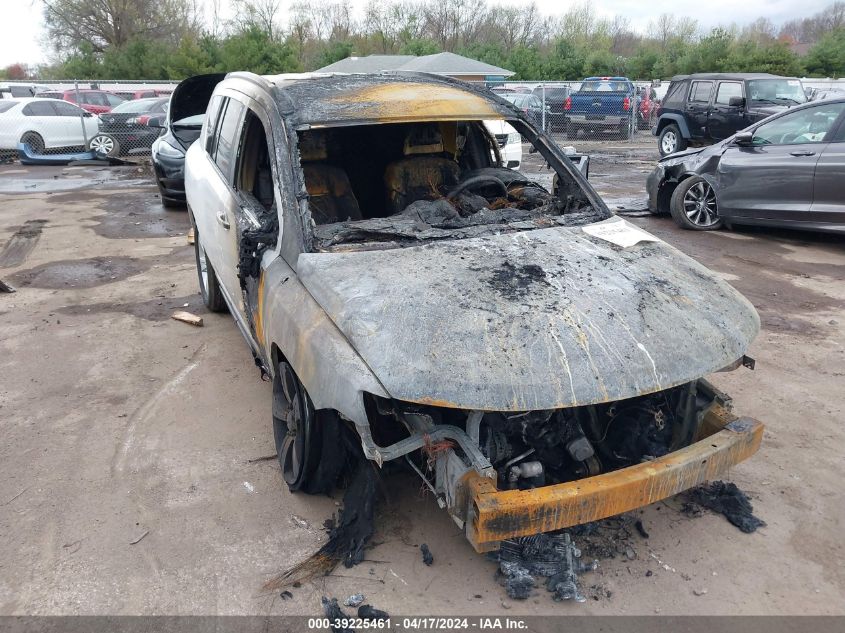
[
  {"left": 384, "top": 124, "right": 460, "bottom": 215},
  {"left": 299, "top": 131, "right": 362, "bottom": 225}
]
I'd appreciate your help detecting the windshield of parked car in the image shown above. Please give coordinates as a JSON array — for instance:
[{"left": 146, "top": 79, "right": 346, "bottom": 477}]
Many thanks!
[
  {"left": 748, "top": 79, "right": 807, "bottom": 105},
  {"left": 0, "top": 102, "right": 16, "bottom": 113},
  {"left": 111, "top": 98, "right": 166, "bottom": 113},
  {"left": 300, "top": 119, "right": 606, "bottom": 251},
  {"left": 504, "top": 94, "right": 529, "bottom": 107},
  {"left": 579, "top": 80, "right": 629, "bottom": 92}
]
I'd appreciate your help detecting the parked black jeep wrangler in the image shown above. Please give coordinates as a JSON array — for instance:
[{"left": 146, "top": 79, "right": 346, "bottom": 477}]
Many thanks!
[{"left": 653, "top": 73, "right": 806, "bottom": 156}]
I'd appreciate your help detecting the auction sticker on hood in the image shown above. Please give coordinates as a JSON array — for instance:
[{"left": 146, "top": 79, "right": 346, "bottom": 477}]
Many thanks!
[{"left": 582, "top": 217, "right": 661, "bottom": 248}]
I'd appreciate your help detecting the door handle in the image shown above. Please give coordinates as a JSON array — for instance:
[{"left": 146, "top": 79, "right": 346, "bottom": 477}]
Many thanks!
[
  {"left": 216, "top": 211, "right": 230, "bottom": 230},
  {"left": 790, "top": 150, "right": 816, "bottom": 157}
]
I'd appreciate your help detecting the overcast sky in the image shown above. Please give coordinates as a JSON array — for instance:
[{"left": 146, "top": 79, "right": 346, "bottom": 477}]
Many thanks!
[{"left": 1, "top": 0, "right": 834, "bottom": 68}]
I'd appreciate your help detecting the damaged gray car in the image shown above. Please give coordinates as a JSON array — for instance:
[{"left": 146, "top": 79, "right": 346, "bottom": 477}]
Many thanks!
[{"left": 183, "top": 71, "right": 764, "bottom": 553}]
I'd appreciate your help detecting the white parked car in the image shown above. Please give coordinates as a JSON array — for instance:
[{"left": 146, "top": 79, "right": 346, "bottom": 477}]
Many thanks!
[
  {"left": 0, "top": 98, "right": 99, "bottom": 153},
  {"left": 483, "top": 119, "right": 523, "bottom": 169}
]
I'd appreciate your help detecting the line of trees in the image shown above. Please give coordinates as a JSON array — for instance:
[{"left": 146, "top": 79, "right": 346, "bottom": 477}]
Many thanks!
[{"left": 3, "top": 0, "right": 845, "bottom": 81}]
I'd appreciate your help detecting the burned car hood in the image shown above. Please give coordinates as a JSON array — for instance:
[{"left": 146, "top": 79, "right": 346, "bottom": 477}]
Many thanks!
[{"left": 297, "top": 218, "right": 759, "bottom": 411}]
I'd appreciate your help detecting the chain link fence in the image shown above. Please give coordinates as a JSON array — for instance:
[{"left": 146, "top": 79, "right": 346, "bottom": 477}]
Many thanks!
[
  {"left": 0, "top": 80, "right": 178, "bottom": 163},
  {"left": 476, "top": 80, "right": 660, "bottom": 147},
  {"left": 4, "top": 76, "right": 845, "bottom": 165}
]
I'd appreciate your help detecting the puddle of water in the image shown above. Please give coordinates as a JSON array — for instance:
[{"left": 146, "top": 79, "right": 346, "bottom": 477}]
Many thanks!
[
  {"left": 0, "top": 177, "right": 149, "bottom": 194},
  {"left": 12, "top": 256, "right": 147, "bottom": 289}
]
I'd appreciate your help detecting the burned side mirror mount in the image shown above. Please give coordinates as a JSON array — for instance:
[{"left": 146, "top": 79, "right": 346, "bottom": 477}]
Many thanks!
[{"left": 728, "top": 96, "right": 746, "bottom": 108}]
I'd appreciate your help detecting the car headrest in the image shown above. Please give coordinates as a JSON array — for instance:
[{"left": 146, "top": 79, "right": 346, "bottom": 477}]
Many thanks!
[
  {"left": 403, "top": 124, "right": 444, "bottom": 156},
  {"left": 299, "top": 131, "right": 328, "bottom": 162}
]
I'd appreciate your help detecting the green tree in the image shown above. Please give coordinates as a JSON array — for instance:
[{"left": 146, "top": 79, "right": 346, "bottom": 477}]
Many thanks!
[
  {"left": 400, "top": 39, "right": 440, "bottom": 56},
  {"left": 166, "top": 36, "right": 218, "bottom": 78},
  {"left": 217, "top": 26, "right": 300, "bottom": 74},
  {"left": 314, "top": 40, "right": 354, "bottom": 69},
  {"left": 544, "top": 40, "right": 586, "bottom": 80},
  {"left": 804, "top": 29, "right": 845, "bottom": 76}
]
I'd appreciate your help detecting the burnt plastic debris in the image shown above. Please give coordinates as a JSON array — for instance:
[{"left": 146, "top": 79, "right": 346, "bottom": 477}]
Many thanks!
[
  {"left": 344, "top": 593, "right": 365, "bottom": 607},
  {"left": 498, "top": 532, "right": 596, "bottom": 602},
  {"left": 358, "top": 604, "right": 390, "bottom": 623},
  {"left": 687, "top": 481, "right": 766, "bottom": 533},
  {"left": 321, "top": 597, "right": 354, "bottom": 633},
  {"left": 264, "top": 460, "right": 379, "bottom": 590},
  {"left": 499, "top": 561, "right": 535, "bottom": 600},
  {"left": 635, "top": 519, "right": 650, "bottom": 539},
  {"left": 420, "top": 543, "right": 433, "bottom": 566}
]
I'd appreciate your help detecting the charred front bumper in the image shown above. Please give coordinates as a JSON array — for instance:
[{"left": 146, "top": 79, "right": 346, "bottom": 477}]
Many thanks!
[
  {"left": 463, "top": 403, "right": 763, "bottom": 552},
  {"left": 359, "top": 378, "right": 763, "bottom": 553}
]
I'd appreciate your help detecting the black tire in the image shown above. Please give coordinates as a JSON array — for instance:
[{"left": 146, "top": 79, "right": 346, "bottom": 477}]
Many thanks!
[
  {"left": 670, "top": 176, "right": 723, "bottom": 231},
  {"left": 658, "top": 123, "right": 687, "bottom": 156},
  {"left": 161, "top": 195, "right": 185, "bottom": 209},
  {"left": 89, "top": 134, "right": 120, "bottom": 157},
  {"left": 272, "top": 361, "right": 345, "bottom": 493},
  {"left": 619, "top": 122, "right": 630, "bottom": 140},
  {"left": 193, "top": 224, "right": 227, "bottom": 312},
  {"left": 21, "top": 132, "right": 44, "bottom": 154}
]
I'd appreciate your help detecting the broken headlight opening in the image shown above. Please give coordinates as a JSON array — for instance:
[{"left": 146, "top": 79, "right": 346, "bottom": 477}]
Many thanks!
[{"left": 366, "top": 380, "right": 716, "bottom": 497}]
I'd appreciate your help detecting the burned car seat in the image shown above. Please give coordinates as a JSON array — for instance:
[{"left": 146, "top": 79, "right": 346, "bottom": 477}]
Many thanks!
[
  {"left": 299, "top": 131, "right": 362, "bottom": 225},
  {"left": 384, "top": 124, "right": 460, "bottom": 215}
]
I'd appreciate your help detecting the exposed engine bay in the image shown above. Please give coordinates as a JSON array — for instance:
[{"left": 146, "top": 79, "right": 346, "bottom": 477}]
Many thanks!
[
  {"left": 365, "top": 379, "right": 724, "bottom": 508},
  {"left": 298, "top": 120, "right": 606, "bottom": 250}
]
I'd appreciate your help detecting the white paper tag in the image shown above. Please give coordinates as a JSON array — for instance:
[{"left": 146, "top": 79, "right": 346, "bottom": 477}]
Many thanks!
[{"left": 582, "top": 218, "right": 660, "bottom": 248}]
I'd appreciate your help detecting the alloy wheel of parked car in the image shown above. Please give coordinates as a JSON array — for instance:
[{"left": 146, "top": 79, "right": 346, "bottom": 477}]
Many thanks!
[
  {"left": 658, "top": 124, "right": 687, "bottom": 156},
  {"left": 272, "top": 361, "right": 319, "bottom": 491},
  {"left": 89, "top": 134, "right": 119, "bottom": 157},
  {"left": 20, "top": 132, "right": 44, "bottom": 154},
  {"left": 670, "top": 176, "right": 723, "bottom": 231},
  {"left": 192, "top": 224, "right": 227, "bottom": 312}
]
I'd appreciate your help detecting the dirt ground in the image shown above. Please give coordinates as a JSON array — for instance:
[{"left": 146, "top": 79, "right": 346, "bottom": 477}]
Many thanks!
[{"left": 0, "top": 147, "right": 843, "bottom": 617}]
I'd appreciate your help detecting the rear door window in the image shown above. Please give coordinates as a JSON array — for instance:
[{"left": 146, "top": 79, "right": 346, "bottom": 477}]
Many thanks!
[
  {"left": 23, "top": 101, "right": 57, "bottom": 116},
  {"left": 213, "top": 98, "right": 246, "bottom": 183},
  {"left": 715, "top": 82, "right": 743, "bottom": 105},
  {"left": 689, "top": 81, "right": 713, "bottom": 104},
  {"left": 53, "top": 101, "right": 85, "bottom": 117}
]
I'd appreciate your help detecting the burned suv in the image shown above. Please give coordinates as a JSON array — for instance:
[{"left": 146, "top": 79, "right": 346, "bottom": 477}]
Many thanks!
[
  {"left": 184, "top": 72, "right": 763, "bottom": 552},
  {"left": 654, "top": 73, "right": 806, "bottom": 156}
]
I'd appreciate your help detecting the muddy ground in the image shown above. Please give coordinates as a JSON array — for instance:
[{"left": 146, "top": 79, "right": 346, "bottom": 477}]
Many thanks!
[{"left": 0, "top": 148, "right": 843, "bottom": 617}]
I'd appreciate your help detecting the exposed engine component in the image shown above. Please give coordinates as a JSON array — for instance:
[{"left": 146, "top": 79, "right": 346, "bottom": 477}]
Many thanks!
[
  {"left": 471, "top": 382, "right": 706, "bottom": 489},
  {"left": 498, "top": 532, "right": 597, "bottom": 602}
]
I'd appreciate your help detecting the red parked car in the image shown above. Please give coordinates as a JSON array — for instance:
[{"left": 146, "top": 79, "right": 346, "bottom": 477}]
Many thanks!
[
  {"left": 36, "top": 89, "right": 125, "bottom": 115},
  {"left": 637, "top": 85, "right": 659, "bottom": 130}
]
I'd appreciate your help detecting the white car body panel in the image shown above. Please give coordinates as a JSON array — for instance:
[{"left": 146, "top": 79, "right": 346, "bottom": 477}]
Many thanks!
[
  {"left": 483, "top": 119, "right": 522, "bottom": 169},
  {"left": 0, "top": 98, "right": 99, "bottom": 150}
]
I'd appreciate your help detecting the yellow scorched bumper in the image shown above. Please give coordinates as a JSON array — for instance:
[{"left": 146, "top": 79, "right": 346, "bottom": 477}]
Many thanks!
[{"left": 464, "top": 404, "right": 763, "bottom": 552}]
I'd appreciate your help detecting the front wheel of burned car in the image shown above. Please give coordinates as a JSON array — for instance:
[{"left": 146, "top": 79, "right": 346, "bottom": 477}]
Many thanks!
[
  {"left": 670, "top": 176, "right": 723, "bottom": 231},
  {"left": 271, "top": 362, "right": 346, "bottom": 494},
  {"left": 193, "top": 225, "right": 227, "bottom": 312}
]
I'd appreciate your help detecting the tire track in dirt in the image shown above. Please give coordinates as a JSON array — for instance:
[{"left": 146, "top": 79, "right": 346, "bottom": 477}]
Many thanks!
[{"left": 0, "top": 219, "right": 47, "bottom": 268}]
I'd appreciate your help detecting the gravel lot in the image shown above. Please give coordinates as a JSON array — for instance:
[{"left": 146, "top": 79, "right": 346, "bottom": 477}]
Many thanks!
[{"left": 1, "top": 147, "right": 843, "bottom": 617}]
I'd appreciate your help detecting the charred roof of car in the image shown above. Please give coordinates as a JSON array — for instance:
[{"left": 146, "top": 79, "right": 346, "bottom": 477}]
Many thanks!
[{"left": 259, "top": 72, "right": 518, "bottom": 128}]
